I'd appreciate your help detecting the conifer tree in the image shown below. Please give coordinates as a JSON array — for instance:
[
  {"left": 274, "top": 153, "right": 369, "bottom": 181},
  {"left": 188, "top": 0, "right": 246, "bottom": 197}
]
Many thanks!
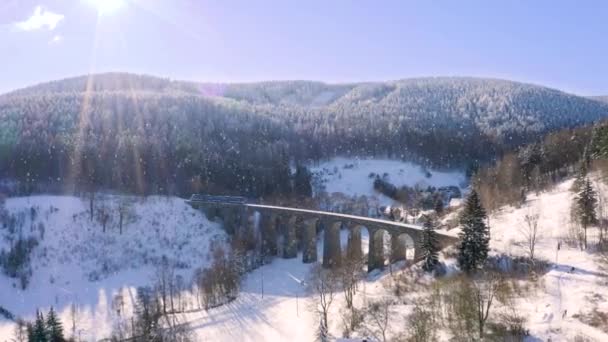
[
  {"left": 420, "top": 215, "right": 439, "bottom": 272},
  {"left": 32, "top": 310, "right": 47, "bottom": 342},
  {"left": 571, "top": 162, "right": 588, "bottom": 193},
  {"left": 433, "top": 196, "right": 444, "bottom": 216},
  {"left": 576, "top": 178, "right": 598, "bottom": 249},
  {"left": 46, "top": 307, "right": 65, "bottom": 342},
  {"left": 293, "top": 164, "right": 313, "bottom": 197},
  {"left": 26, "top": 323, "right": 35, "bottom": 342},
  {"left": 457, "top": 190, "right": 490, "bottom": 273}
]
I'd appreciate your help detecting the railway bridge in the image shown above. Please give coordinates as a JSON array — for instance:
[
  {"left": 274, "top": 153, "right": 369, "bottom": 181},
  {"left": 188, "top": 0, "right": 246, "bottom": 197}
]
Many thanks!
[{"left": 187, "top": 195, "right": 459, "bottom": 271}]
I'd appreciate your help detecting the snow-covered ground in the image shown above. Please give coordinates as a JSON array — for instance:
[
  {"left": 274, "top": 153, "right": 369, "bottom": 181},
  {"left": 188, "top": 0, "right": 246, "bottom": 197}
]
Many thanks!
[
  {"left": 2, "top": 175, "right": 608, "bottom": 341},
  {"left": 309, "top": 157, "right": 466, "bottom": 205},
  {"left": 486, "top": 178, "right": 608, "bottom": 341},
  {"left": 0, "top": 195, "right": 226, "bottom": 340},
  {"left": 183, "top": 176, "right": 608, "bottom": 341}
]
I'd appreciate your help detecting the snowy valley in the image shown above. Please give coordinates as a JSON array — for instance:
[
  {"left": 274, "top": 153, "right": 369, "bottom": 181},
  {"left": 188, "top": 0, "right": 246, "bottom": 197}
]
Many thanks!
[
  {"left": 2, "top": 2, "right": 607, "bottom": 340},
  {"left": 1, "top": 158, "right": 607, "bottom": 341}
]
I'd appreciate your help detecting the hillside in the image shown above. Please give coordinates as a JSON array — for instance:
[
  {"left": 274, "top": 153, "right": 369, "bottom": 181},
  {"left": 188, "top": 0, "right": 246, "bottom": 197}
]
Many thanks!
[
  {"left": 591, "top": 96, "right": 608, "bottom": 104},
  {"left": 187, "top": 177, "right": 608, "bottom": 341},
  {"left": 309, "top": 157, "right": 466, "bottom": 205},
  {"left": 1, "top": 73, "right": 607, "bottom": 198},
  {"left": 221, "top": 77, "right": 608, "bottom": 139},
  {"left": 2, "top": 176, "right": 607, "bottom": 341},
  {"left": 6, "top": 75, "right": 608, "bottom": 138},
  {"left": 0, "top": 194, "right": 226, "bottom": 340}
]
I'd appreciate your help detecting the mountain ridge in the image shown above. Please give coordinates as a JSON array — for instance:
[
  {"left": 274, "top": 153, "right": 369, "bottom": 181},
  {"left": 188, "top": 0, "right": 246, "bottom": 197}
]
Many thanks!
[
  {"left": 590, "top": 95, "right": 608, "bottom": 104},
  {"left": 2, "top": 72, "right": 598, "bottom": 103},
  {"left": 1, "top": 72, "right": 608, "bottom": 196}
]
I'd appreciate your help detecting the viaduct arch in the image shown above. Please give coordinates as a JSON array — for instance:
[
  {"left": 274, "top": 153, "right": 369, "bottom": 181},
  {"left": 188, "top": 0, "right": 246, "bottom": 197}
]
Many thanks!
[{"left": 188, "top": 196, "right": 459, "bottom": 272}]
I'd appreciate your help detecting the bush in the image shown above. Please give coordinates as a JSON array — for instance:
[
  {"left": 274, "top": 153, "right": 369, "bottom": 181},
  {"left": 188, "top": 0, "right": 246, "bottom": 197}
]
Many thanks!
[
  {"left": 0, "top": 236, "right": 38, "bottom": 289},
  {"left": 373, "top": 177, "right": 397, "bottom": 199},
  {"left": 486, "top": 254, "right": 550, "bottom": 278},
  {"left": 194, "top": 246, "right": 240, "bottom": 310},
  {"left": 405, "top": 301, "right": 437, "bottom": 342},
  {"left": 486, "top": 312, "right": 529, "bottom": 341}
]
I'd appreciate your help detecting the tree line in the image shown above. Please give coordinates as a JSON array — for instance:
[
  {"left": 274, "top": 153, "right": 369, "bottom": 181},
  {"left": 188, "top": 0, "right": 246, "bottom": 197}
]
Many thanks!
[{"left": 3, "top": 73, "right": 607, "bottom": 199}]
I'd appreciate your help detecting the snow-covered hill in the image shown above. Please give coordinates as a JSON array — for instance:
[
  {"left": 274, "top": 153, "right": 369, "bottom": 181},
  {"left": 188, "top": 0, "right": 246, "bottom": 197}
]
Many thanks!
[
  {"left": 0, "top": 195, "right": 226, "bottom": 340},
  {"left": 178, "top": 176, "right": 608, "bottom": 341},
  {"left": 190, "top": 177, "right": 608, "bottom": 341},
  {"left": 2, "top": 176, "right": 608, "bottom": 341},
  {"left": 4, "top": 73, "right": 608, "bottom": 172},
  {"left": 485, "top": 179, "right": 608, "bottom": 340},
  {"left": 309, "top": 157, "right": 466, "bottom": 204}
]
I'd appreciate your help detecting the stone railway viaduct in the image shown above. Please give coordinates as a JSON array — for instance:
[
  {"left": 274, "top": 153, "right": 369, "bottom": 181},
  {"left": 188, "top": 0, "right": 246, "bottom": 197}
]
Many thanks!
[{"left": 188, "top": 196, "right": 459, "bottom": 272}]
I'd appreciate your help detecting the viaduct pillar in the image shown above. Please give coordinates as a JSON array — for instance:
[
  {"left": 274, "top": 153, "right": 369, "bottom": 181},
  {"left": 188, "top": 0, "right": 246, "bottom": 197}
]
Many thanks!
[
  {"left": 260, "top": 212, "right": 278, "bottom": 256},
  {"left": 302, "top": 219, "right": 318, "bottom": 263},
  {"left": 368, "top": 229, "right": 385, "bottom": 271},
  {"left": 322, "top": 220, "right": 342, "bottom": 268},
  {"left": 346, "top": 225, "right": 363, "bottom": 262},
  {"left": 390, "top": 233, "right": 406, "bottom": 263},
  {"left": 282, "top": 216, "right": 298, "bottom": 259}
]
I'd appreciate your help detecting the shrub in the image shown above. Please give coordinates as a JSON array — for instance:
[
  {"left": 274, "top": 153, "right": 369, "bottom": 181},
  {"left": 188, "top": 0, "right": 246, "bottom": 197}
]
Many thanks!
[
  {"left": 194, "top": 246, "right": 240, "bottom": 310},
  {"left": 405, "top": 300, "right": 437, "bottom": 342},
  {"left": 486, "top": 311, "right": 529, "bottom": 341},
  {"left": 0, "top": 236, "right": 38, "bottom": 289}
]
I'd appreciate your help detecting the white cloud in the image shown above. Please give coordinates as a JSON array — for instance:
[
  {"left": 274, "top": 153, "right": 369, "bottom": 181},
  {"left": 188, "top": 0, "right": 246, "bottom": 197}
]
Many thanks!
[
  {"left": 49, "top": 34, "right": 63, "bottom": 44},
  {"left": 14, "top": 6, "right": 64, "bottom": 31}
]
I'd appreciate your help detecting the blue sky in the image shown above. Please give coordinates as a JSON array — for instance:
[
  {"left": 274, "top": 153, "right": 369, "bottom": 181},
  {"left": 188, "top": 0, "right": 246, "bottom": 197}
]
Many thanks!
[{"left": 0, "top": 0, "right": 607, "bottom": 95}]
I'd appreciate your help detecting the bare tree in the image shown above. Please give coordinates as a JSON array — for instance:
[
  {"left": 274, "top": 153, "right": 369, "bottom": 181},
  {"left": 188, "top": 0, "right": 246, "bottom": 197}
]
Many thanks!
[
  {"left": 338, "top": 254, "right": 364, "bottom": 309},
  {"left": 70, "top": 303, "right": 79, "bottom": 340},
  {"left": 339, "top": 306, "right": 363, "bottom": 339},
  {"left": 160, "top": 316, "right": 195, "bottom": 342},
  {"left": 442, "top": 272, "right": 503, "bottom": 340},
  {"left": 307, "top": 263, "right": 339, "bottom": 340},
  {"left": 363, "top": 299, "right": 391, "bottom": 342},
  {"left": 405, "top": 298, "right": 437, "bottom": 342},
  {"left": 12, "top": 319, "right": 28, "bottom": 342},
  {"left": 192, "top": 268, "right": 205, "bottom": 310},
  {"left": 520, "top": 206, "right": 541, "bottom": 264},
  {"left": 95, "top": 196, "right": 111, "bottom": 233},
  {"left": 337, "top": 254, "right": 364, "bottom": 337},
  {"left": 472, "top": 271, "right": 502, "bottom": 338},
  {"left": 117, "top": 197, "right": 134, "bottom": 235},
  {"left": 89, "top": 190, "right": 95, "bottom": 222},
  {"left": 155, "top": 256, "right": 175, "bottom": 314},
  {"left": 595, "top": 181, "right": 608, "bottom": 248}
]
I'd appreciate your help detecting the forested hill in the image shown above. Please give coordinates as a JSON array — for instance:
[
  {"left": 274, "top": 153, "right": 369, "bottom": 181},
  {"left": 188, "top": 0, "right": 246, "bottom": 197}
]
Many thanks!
[
  {"left": 590, "top": 96, "right": 608, "bottom": 104},
  {"left": 7, "top": 74, "right": 608, "bottom": 141},
  {"left": 1, "top": 73, "right": 608, "bottom": 197}
]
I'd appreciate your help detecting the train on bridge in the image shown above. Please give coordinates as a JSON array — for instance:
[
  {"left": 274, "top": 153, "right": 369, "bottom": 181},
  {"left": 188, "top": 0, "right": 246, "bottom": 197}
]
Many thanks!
[{"left": 189, "top": 194, "right": 248, "bottom": 204}]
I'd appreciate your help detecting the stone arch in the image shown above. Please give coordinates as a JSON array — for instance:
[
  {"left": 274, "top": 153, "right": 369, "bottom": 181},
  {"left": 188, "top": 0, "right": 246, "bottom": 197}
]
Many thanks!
[
  {"left": 368, "top": 228, "right": 391, "bottom": 271},
  {"left": 345, "top": 224, "right": 370, "bottom": 265},
  {"left": 391, "top": 233, "right": 416, "bottom": 264}
]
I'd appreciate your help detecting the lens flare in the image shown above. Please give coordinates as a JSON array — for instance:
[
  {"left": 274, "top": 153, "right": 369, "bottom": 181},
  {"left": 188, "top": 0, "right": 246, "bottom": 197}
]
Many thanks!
[{"left": 87, "top": 0, "right": 126, "bottom": 15}]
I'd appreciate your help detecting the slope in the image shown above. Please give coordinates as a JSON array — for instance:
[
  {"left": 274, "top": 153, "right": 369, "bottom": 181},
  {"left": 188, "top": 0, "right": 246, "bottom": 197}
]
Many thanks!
[
  {"left": 2, "top": 73, "right": 608, "bottom": 197},
  {"left": 0, "top": 194, "right": 226, "bottom": 340}
]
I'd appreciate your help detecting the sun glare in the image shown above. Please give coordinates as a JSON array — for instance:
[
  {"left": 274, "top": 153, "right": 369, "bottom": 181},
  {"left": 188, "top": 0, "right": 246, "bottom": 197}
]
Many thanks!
[{"left": 87, "top": 0, "right": 126, "bottom": 15}]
